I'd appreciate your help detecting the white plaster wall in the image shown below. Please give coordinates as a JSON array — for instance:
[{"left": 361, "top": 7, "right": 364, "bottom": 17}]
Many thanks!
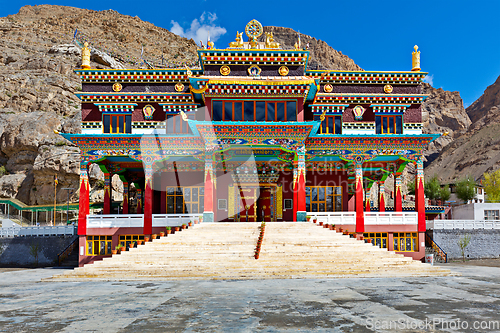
[{"left": 452, "top": 204, "right": 474, "bottom": 220}]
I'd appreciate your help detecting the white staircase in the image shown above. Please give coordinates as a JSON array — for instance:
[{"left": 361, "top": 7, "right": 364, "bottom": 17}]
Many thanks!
[{"left": 48, "top": 222, "right": 453, "bottom": 281}]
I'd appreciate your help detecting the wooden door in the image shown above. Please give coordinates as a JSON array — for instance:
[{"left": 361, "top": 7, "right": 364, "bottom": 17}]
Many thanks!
[{"left": 239, "top": 187, "right": 257, "bottom": 222}]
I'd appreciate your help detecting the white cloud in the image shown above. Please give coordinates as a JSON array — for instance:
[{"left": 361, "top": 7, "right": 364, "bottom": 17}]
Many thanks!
[
  {"left": 170, "top": 12, "right": 226, "bottom": 45},
  {"left": 423, "top": 74, "right": 434, "bottom": 86}
]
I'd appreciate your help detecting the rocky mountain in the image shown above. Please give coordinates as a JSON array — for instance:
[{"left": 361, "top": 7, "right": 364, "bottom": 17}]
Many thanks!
[
  {"left": 421, "top": 83, "right": 471, "bottom": 165},
  {"left": 425, "top": 75, "right": 500, "bottom": 182},
  {"left": 261, "top": 26, "right": 362, "bottom": 71},
  {"left": 0, "top": 4, "right": 197, "bottom": 206},
  {"left": 0, "top": 4, "right": 480, "bottom": 208}
]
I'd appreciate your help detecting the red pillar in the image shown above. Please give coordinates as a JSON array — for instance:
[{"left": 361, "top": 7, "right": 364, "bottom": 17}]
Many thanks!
[
  {"left": 136, "top": 188, "right": 142, "bottom": 214},
  {"left": 78, "top": 162, "right": 90, "bottom": 235},
  {"left": 103, "top": 172, "right": 111, "bottom": 214},
  {"left": 365, "top": 196, "right": 371, "bottom": 211},
  {"left": 297, "top": 153, "right": 306, "bottom": 221},
  {"left": 355, "top": 163, "right": 364, "bottom": 233},
  {"left": 416, "top": 158, "right": 426, "bottom": 232},
  {"left": 143, "top": 166, "right": 153, "bottom": 235},
  {"left": 203, "top": 156, "right": 215, "bottom": 222},
  {"left": 394, "top": 175, "right": 403, "bottom": 212},
  {"left": 122, "top": 181, "right": 129, "bottom": 214},
  {"left": 379, "top": 182, "right": 386, "bottom": 212},
  {"left": 293, "top": 164, "right": 298, "bottom": 222}
]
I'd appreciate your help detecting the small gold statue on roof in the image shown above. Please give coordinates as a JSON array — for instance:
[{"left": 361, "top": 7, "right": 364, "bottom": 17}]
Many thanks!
[
  {"left": 229, "top": 32, "right": 244, "bottom": 48},
  {"left": 412, "top": 45, "right": 421, "bottom": 71},
  {"left": 81, "top": 42, "right": 91, "bottom": 69},
  {"left": 264, "top": 32, "right": 280, "bottom": 49}
]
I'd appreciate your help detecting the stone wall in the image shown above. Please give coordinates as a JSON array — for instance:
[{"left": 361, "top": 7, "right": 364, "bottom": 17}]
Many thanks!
[
  {"left": 431, "top": 229, "right": 500, "bottom": 260},
  {"left": 0, "top": 235, "right": 77, "bottom": 267}
]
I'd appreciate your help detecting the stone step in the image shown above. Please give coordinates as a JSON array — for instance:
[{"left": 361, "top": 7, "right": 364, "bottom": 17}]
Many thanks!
[{"left": 47, "top": 222, "right": 453, "bottom": 281}]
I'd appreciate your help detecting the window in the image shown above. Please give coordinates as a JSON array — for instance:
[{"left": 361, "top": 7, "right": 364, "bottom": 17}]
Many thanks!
[
  {"left": 306, "top": 186, "right": 342, "bottom": 212},
  {"left": 103, "top": 114, "right": 132, "bottom": 133},
  {"left": 376, "top": 115, "right": 402, "bottom": 134},
  {"left": 363, "top": 233, "right": 388, "bottom": 249},
  {"left": 284, "top": 199, "right": 293, "bottom": 210},
  {"left": 166, "top": 114, "right": 192, "bottom": 134},
  {"left": 393, "top": 232, "right": 418, "bottom": 252},
  {"left": 212, "top": 100, "right": 297, "bottom": 121},
  {"left": 218, "top": 199, "right": 227, "bottom": 210},
  {"left": 484, "top": 210, "right": 499, "bottom": 220},
  {"left": 86, "top": 235, "right": 112, "bottom": 255},
  {"left": 119, "top": 235, "right": 145, "bottom": 250},
  {"left": 166, "top": 187, "right": 204, "bottom": 214},
  {"left": 314, "top": 115, "right": 341, "bottom": 134}
]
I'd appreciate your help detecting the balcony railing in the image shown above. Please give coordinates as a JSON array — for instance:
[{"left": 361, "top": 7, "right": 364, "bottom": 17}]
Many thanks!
[
  {"left": 87, "top": 214, "right": 144, "bottom": 228},
  {"left": 0, "top": 226, "right": 77, "bottom": 237},
  {"left": 427, "top": 220, "right": 500, "bottom": 230},
  {"left": 86, "top": 214, "right": 200, "bottom": 228},
  {"left": 307, "top": 212, "right": 417, "bottom": 225}
]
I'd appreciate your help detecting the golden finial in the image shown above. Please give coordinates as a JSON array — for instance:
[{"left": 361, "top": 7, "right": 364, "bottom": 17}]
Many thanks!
[
  {"left": 81, "top": 42, "right": 91, "bottom": 69},
  {"left": 412, "top": 45, "right": 421, "bottom": 72}
]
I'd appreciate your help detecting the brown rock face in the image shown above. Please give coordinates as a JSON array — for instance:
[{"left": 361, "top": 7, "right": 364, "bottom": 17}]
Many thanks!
[
  {"left": 261, "top": 26, "right": 362, "bottom": 71},
  {"left": 421, "top": 83, "right": 471, "bottom": 164},
  {"left": 0, "top": 5, "right": 199, "bottom": 205},
  {"left": 425, "top": 75, "right": 500, "bottom": 182}
]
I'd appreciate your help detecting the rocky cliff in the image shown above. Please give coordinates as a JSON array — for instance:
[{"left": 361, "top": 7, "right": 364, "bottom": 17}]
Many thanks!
[
  {"left": 425, "top": 75, "right": 500, "bottom": 182},
  {"left": 0, "top": 4, "right": 197, "bottom": 205},
  {"left": 262, "top": 26, "right": 362, "bottom": 71}
]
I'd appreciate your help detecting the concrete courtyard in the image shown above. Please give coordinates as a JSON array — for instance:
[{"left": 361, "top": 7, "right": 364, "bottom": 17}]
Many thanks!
[{"left": 0, "top": 262, "right": 499, "bottom": 332}]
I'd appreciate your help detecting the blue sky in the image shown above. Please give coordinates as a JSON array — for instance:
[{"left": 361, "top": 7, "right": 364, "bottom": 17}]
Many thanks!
[{"left": 2, "top": 0, "right": 499, "bottom": 107}]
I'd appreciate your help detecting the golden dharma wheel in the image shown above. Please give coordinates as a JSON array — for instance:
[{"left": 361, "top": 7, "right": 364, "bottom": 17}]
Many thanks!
[
  {"left": 175, "top": 82, "right": 185, "bottom": 92},
  {"left": 278, "top": 66, "right": 289, "bottom": 76},
  {"left": 384, "top": 84, "right": 393, "bottom": 93},
  {"left": 324, "top": 84, "right": 333, "bottom": 93},
  {"left": 220, "top": 65, "right": 231, "bottom": 76},
  {"left": 112, "top": 83, "right": 122, "bottom": 92}
]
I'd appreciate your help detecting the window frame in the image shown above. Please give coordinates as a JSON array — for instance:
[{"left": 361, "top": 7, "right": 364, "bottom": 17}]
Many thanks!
[
  {"left": 166, "top": 186, "right": 204, "bottom": 214},
  {"left": 211, "top": 100, "right": 297, "bottom": 122},
  {"left": 306, "top": 186, "right": 342, "bottom": 212},
  {"left": 393, "top": 232, "right": 418, "bottom": 252},
  {"left": 86, "top": 235, "right": 112, "bottom": 256},
  {"left": 484, "top": 210, "right": 500, "bottom": 220},
  {"left": 376, "top": 115, "right": 403, "bottom": 134},
  {"left": 363, "top": 232, "right": 388, "bottom": 249}
]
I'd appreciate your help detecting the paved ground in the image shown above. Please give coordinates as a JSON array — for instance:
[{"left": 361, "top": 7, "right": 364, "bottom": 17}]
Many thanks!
[{"left": 1, "top": 263, "right": 500, "bottom": 332}]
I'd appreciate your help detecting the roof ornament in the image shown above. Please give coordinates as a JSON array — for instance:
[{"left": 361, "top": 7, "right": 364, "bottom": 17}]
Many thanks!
[
  {"left": 229, "top": 32, "right": 244, "bottom": 48},
  {"left": 245, "top": 19, "right": 263, "bottom": 49},
  {"left": 412, "top": 45, "right": 421, "bottom": 72},
  {"left": 81, "top": 42, "right": 91, "bottom": 69},
  {"left": 264, "top": 32, "right": 280, "bottom": 49}
]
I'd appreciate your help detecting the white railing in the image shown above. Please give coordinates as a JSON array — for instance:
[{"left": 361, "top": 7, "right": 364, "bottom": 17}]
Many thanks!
[
  {"left": 364, "top": 212, "right": 417, "bottom": 225},
  {"left": 87, "top": 214, "right": 144, "bottom": 228},
  {"left": 152, "top": 214, "right": 199, "bottom": 227},
  {"left": 307, "top": 212, "right": 417, "bottom": 225},
  {"left": 0, "top": 226, "right": 77, "bottom": 237},
  {"left": 427, "top": 220, "right": 500, "bottom": 230},
  {"left": 308, "top": 212, "right": 356, "bottom": 225}
]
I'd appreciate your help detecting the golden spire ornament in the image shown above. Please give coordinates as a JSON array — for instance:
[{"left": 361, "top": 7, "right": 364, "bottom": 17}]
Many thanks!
[
  {"left": 412, "top": 45, "right": 421, "bottom": 71},
  {"left": 81, "top": 42, "right": 91, "bottom": 69}
]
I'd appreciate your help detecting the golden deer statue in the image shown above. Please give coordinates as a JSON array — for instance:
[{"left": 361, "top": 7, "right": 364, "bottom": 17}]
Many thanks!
[
  {"left": 264, "top": 32, "right": 280, "bottom": 49},
  {"left": 229, "top": 32, "right": 244, "bottom": 48}
]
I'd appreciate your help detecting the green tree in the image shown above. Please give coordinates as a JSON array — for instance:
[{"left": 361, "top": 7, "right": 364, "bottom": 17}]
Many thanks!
[
  {"left": 425, "top": 175, "right": 441, "bottom": 200},
  {"left": 458, "top": 234, "right": 471, "bottom": 262},
  {"left": 439, "top": 185, "right": 451, "bottom": 202},
  {"left": 407, "top": 181, "right": 415, "bottom": 195},
  {"left": 483, "top": 169, "right": 500, "bottom": 203},
  {"left": 456, "top": 176, "right": 476, "bottom": 203}
]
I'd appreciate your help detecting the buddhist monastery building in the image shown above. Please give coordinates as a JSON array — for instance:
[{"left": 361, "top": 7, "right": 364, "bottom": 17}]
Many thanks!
[{"left": 61, "top": 20, "right": 444, "bottom": 266}]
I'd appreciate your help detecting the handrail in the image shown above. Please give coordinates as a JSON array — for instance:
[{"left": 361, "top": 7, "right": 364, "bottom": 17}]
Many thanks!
[
  {"left": 425, "top": 231, "right": 447, "bottom": 263},
  {"left": 57, "top": 237, "right": 79, "bottom": 266}
]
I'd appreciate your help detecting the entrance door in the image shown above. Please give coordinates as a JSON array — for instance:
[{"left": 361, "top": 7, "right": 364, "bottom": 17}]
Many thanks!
[
  {"left": 257, "top": 187, "right": 272, "bottom": 222},
  {"left": 239, "top": 187, "right": 258, "bottom": 222}
]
